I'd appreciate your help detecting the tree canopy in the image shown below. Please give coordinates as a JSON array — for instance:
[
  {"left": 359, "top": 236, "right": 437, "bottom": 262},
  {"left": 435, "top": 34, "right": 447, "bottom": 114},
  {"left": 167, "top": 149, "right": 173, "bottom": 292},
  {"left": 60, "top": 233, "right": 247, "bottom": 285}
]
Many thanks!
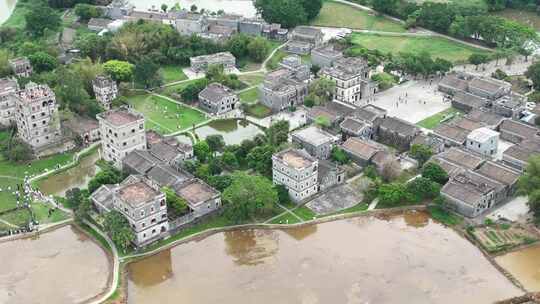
[
  {"left": 518, "top": 155, "right": 540, "bottom": 225},
  {"left": 254, "top": 0, "right": 322, "bottom": 28},
  {"left": 223, "top": 172, "right": 278, "bottom": 223}
]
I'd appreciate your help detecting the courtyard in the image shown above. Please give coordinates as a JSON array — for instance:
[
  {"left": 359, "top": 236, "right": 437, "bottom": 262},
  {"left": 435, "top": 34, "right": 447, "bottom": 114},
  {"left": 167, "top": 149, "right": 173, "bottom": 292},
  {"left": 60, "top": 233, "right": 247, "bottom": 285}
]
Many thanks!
[{"left": 371, "top": 78, "right": 451, "bottom": 124}]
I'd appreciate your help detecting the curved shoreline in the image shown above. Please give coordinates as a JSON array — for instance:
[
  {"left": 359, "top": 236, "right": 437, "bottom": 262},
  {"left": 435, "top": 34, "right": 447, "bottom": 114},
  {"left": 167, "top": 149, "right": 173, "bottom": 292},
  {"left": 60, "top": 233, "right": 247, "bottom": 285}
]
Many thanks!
[{"left": 0, "top": 0, "right": 18, "bottom": 26}]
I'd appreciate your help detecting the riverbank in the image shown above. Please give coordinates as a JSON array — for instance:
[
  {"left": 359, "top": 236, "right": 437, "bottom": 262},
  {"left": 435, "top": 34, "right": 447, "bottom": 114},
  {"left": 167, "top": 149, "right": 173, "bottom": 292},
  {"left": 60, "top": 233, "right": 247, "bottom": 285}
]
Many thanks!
[{"left": 122, "top": 207, "right": 524, "bottom": 304}]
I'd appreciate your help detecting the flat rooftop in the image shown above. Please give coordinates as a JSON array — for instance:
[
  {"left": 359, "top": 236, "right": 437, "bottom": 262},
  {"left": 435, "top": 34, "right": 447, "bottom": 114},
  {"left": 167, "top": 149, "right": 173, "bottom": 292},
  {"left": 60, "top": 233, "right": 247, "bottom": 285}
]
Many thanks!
[
  {"left": 118, "top": 181, "right": 159, "bottom": 208},
  {"left": 468, "top": 127, "right": 499, "bottom": 142},
  {"left": 175, "top": 180, "right": 218, "bottom": 207},
  {"left": 99, "top": 108, "right": 143, "bottom": 126},
  {"left": 292, "top": 126, "right": 335, "bottom": 146},
  {"left": 275, "top": 149, "right": 316, "bottom": 169}
]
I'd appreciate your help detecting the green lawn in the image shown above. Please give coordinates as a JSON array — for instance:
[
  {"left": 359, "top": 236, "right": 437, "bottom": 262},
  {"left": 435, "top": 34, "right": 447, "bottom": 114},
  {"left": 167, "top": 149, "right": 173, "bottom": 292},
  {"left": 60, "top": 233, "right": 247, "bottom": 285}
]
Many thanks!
[
  {"left": 0, "top": 208, "right": 31, "bottom": 228},
  {"left": 0, "top": 149, "right": 75, "bottom": 213},
  {"left": 245, "top": 103, "right": 272, "bottom": 118},
  {"left": 349, "top": 32, "right": 491, "bottom": 63},
  {"left": 311, "top": 1, "right": 406, "bottom": 32},
  {"left": 160, "top": 65, "right": 188, "bottom": 84},
  {"left": 292, "top": 206, "right": 317, "bottom": 221},
  {"left": 416, "top": 108, "right": 461, "bottom": 129},
  {"left": 127, "top": 94, "right": 208, "bottom": 134},
  {"left": 158, "top": 79, "right": 200, "bottom": 99},
  {"left": 31, "top": 202, "right": 70, "bottom": 224},
  {"left": 270, "top": 212, "right": 302, "bottom": 224},
  {"left": 239, "top": 88, "right": 259, "bottom": 104}
]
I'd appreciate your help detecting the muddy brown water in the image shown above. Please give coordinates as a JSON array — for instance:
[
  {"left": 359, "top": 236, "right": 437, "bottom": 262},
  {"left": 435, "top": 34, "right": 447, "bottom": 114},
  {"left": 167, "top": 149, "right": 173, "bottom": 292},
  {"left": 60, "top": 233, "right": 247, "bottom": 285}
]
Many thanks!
[
  {"left": 37, "top": 149, "right": 100, "bottom": 197},
  {"left": 0, "top": 225, "right": 110, "bottom": 304},
  {"left": 127, "top": 211, "right": 522, "bottom": 304},
  {"left": 496, "top": 245, "right": 540, "bottom": 292}
]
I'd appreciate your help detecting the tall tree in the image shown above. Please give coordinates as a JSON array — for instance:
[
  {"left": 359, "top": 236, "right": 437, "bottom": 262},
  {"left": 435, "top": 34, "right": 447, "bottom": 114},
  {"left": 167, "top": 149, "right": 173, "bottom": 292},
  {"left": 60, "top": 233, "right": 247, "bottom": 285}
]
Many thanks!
[
  {"left": 518, "top": 155, "right": 540, "bottom": 225},
  {"left": 134, "top": 57, "right": 162, "bottom": 89},
  {"left": 25, "top": 2, "right": 61, "bottom": 36},
  {"left": 103, "top": 60, "right": 134, "bottom": 82},
  {"left": 223, "top": 172, "right": 278, "bottom": 223},
  {"left": 103, "top": 211, "right": 135, "bottom": 252},
  {"left": 254, "top": 0, "right": 308, "bottom": 28}
]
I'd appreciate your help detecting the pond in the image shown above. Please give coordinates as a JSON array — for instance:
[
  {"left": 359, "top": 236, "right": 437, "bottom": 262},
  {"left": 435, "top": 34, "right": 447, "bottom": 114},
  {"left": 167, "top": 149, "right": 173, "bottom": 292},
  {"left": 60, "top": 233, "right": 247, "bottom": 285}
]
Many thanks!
[
  {"left": 128, "top": 0, "right": 256, "bottom": 17},
  {"left": 37, "top": 149, "right": 101, "bottom": 197},
  {"left": 0, "top": 0, "right": 16, "bottom": 25},
  {"left": 495, "top": 245, "right": 540, "bottom": 292},
  {"left": 193, "top": 119, "right": 264, "bottom": 145},
  {"left": 127, "top": 211, "right": 521, "bottom": 304},
  {"left": 0, "top": 225, "right": 111, "bottom": 304}
]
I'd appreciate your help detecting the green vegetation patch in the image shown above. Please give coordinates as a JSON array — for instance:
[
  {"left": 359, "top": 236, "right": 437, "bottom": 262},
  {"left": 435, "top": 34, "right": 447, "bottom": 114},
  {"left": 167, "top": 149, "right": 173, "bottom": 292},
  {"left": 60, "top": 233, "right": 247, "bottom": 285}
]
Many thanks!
[
  {"left": 238, "top": 73, "right": 265, "bottom": 86},
  {"left": 0, "top": 208, "right": 32, "bottom": 227},
  {"left": 311, "top": 1, "right": 405, "bottom": 32},
  {"left": 0, "top": 151, "right": 75, "bottom": 212},
  {"left": 239, "top": 87, "right": 259, "bottom": 104},
  {"left": 270, "top": 212, "right": 302, "bottom": 224},
  {"left": 292, "top": 206, "right": 317, "bottom": 221},
  {"left": 160, "top": 65, "right": 188, "bottom": 83},
  {"left": 244, "top": 103, "right": 272, "bottom": 118},
  {"left": 416, "top": 107, "right": 461, "bottom": 129},
  {"left": 31, "top": 202, "right": 69, "bottom": 224},
  {"left": 349, "top": 33, "right": 491, "bottom": 63},
  {"left": 428, "top": 205, "right": 463, "bottom": 226},
  {"left": 127, "top": 94, "right": 208, "bottom": 134}
]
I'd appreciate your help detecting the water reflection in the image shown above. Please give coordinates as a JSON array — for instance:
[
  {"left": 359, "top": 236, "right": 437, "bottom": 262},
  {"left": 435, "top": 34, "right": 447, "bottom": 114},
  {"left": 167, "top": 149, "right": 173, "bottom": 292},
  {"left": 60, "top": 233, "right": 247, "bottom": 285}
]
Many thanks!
[
  {"left": 194, "top": 119, "right": 264, "bottom": 145},
  {"left": 37, "top": 149, "right": 100, "bottom": 197},
  {"left": 496, "top": 245, "right": 540, "bottom": 291},
  {"left": 224, "top": 230, "right": 279, "bottom": 266},
  {"left": 127, "top": 212, "right": 522, "bottom": 304},
  {"left": 129, "top": 250, "right": 174, "bottom": 287},
  {"left": 282, "top": 224, "right": 318, "bottom": 241},
  {"left": 0, "top": 225, "right": 110, "bottom": 304}
]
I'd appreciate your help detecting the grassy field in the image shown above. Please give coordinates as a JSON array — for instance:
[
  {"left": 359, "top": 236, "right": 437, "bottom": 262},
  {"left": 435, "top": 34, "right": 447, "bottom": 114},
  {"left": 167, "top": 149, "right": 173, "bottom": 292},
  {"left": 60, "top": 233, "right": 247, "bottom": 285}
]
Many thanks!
[
  {"left": 311, "top": 1, "right": 406, "bottom": 32},
  {"left": 245, "top": 103, "right": 272, "bottom": 118},
  {"left": 0, "top": 145, "right": 75, "bottom": 212},
  {"left": 293, "top": 206, "right": 317, "bottom": 221},
  {"left": 127, "top": 94, "right": 208, "bottom": 134},
  {"left": 416, "top": 107, "right": 461, "bottom": 129},
  {"left": 160, "top": 65, "right": 188, "bottom": 84},
  {"left": 270, "top": 213, "right": 302, "bottom": 224},
  {"left": 349, "top": 33, "right": 491, "bottom": 63},
  {"left": 239, "top": 88, "right": 259, "bottom": 104},
  {"left": 158, "top": 79, "right": 199, "bottom": 99}
]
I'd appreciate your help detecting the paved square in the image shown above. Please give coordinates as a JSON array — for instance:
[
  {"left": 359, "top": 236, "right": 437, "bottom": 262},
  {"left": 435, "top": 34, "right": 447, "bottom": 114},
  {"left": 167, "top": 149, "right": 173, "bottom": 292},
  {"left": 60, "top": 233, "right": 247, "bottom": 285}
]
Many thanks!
[
  {"left": 305, "top": 177, "right": 370, "bottom": 215},
  {"left": 370, "top": 79, "right": 450, "bottom": 124}
]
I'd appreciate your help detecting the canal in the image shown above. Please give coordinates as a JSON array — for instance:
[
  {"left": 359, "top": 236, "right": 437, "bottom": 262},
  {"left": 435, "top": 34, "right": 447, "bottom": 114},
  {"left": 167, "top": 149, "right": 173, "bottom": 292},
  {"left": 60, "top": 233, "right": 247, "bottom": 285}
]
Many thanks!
[
  {"left": 37, "top": 149, "right": 101, "bottom": 197},
  {"left": 127, "top": 211, "right": 522, "bottom": 304},
  {"left": 0, "top": 225, "right": 111, "bottom": 304},
  {"left": 192, "top": 119, "right": 264, "bottom": 145}
]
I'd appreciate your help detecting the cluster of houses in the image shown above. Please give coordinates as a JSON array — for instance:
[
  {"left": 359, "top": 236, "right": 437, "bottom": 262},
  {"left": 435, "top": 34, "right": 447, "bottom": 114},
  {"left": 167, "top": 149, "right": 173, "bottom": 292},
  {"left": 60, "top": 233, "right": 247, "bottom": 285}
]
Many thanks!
[
  {"left": 421, "top": 72, "right": 540, "bottom": 218},
  {"left": 90, "top": 107, "right": 222, "bottom": 248},
  {"left": 88, "top": 0, "right": 288, "bottom": 42},
  {"left": 0, "top": 63, "right": 121, "bottom": 153},
  {"left": 271, "top": 68, "right": 540, "bottom": 220}
]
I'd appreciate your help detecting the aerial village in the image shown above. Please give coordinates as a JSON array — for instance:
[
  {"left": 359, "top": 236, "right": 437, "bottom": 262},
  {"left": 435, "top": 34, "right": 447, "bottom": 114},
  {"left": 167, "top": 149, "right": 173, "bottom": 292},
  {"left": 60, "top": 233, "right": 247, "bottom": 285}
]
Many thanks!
[{"left": 2, "top": 0, "right": 540, "bottom": 303}]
